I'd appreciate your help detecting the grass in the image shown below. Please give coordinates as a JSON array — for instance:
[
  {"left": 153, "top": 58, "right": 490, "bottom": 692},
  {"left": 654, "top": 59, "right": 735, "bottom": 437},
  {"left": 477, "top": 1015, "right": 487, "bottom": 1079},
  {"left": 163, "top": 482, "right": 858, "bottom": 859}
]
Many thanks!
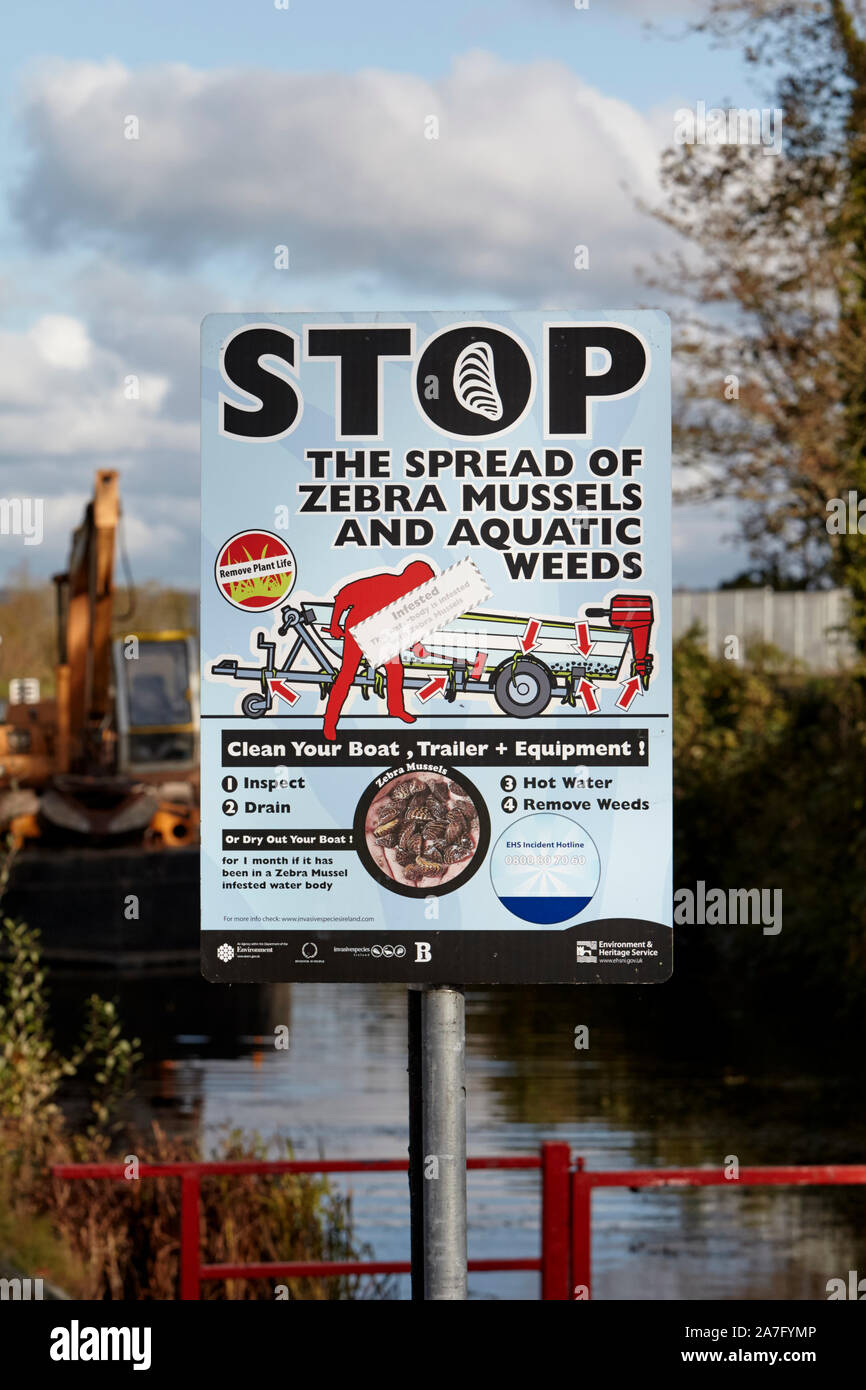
[
  {"left": 225, "top": 543, "right": 293, "bottom": 604},
  {"left": 228, "top": 573, "right": 292, "bottom": 603}
]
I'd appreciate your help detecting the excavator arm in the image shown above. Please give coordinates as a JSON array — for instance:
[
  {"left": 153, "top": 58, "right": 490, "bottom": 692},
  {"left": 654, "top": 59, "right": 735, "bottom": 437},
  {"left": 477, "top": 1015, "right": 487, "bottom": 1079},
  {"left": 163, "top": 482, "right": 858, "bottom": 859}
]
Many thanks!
[{"left": 54, "top": 468, "right": 119, "bottom": 773}]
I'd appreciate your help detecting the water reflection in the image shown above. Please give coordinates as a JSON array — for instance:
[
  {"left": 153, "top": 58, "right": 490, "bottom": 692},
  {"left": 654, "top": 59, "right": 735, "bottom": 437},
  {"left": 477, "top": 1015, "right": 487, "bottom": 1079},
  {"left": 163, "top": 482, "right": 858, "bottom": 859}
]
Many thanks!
[{"left": 51, "top": 970, "right": 866, "bottom": 1300}]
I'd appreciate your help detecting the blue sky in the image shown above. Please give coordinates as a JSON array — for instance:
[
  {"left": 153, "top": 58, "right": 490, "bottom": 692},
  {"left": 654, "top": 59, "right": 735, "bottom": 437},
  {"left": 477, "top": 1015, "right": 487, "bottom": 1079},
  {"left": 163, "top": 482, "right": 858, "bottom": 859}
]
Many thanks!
[
  {"left": 0, "top": 0, "right": 769, "bottom": 589},
  {"left": 0, "top": 1, "right": 756, "bottom": 98}
]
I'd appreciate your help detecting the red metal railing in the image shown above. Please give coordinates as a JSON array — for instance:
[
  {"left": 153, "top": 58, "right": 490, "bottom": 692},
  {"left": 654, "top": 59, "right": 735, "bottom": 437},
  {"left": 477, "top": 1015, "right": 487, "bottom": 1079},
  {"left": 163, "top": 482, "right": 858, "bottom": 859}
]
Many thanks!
[
  {"left": 570, "top": 1158, "right": 866, "bottom": 1299},
  {"left": 51, "top": 1143, "right": 572, "bottom": 1300},
  {"left": 51, "top": 1148, "right": 866, "bottom": 1299}
]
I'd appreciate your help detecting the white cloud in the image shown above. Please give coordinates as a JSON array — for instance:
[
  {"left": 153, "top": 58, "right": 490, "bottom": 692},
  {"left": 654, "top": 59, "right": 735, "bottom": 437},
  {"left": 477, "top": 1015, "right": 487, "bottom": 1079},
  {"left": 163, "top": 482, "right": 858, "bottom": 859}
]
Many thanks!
[
  {"left": 0, "top": 319, "right": 192, "bottom": 455},
  {"left": 13, "top": 486, "right": 202, "bottom": 588},
  {"left": 0, "top": 260, "right": 223, "bottom": 583},
  {"left": 30, "top": 314, "right": 92, "bottom": 369},
  {"left": 4, "top": 52, "right": 730, "bottom": 587},
  {"left": 12, "top": 52, "right": 671, "bottom": 300},
  {"left": 120, "top": 494, "right": 201, "bottom": 565}
]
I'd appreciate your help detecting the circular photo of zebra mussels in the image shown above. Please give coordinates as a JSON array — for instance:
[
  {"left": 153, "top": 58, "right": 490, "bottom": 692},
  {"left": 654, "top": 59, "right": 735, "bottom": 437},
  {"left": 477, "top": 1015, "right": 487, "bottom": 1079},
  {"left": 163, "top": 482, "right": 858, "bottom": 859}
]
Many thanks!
[{"left": 357, "top": 768, "right": 488, "bottom": 898}]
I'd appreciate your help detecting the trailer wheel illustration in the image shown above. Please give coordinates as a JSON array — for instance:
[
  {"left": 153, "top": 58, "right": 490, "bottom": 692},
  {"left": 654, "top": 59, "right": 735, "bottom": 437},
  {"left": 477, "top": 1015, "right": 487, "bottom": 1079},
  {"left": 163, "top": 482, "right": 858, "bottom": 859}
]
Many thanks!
[
  {"left": 491, "top": 657, "right": 553, "bottom": 718},
  {"left": 242, "top": 691, "right": 269, "bottom": 718}
]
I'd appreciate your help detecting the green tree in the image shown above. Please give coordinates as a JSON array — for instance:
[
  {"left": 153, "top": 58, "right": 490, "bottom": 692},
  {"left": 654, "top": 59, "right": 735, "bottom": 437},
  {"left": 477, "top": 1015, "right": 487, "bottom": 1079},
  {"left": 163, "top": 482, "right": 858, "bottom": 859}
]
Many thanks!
[{"left": 649, "top": 2, "right": 866, "bottom": 633}]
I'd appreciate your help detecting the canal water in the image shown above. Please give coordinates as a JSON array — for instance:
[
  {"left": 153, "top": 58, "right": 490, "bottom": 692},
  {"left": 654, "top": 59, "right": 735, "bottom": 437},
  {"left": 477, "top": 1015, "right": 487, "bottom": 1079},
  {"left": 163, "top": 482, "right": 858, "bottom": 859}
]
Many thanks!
[{"left": 56, "top": 973, "right": 866, "bottom": 1301}]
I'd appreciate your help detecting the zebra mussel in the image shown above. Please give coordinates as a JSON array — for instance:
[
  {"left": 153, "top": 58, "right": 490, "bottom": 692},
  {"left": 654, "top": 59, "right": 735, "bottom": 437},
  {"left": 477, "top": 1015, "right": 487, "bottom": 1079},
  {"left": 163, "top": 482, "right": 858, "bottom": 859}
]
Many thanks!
[{"left": 366, "top": 772, "right": 480, "bottom": 886}]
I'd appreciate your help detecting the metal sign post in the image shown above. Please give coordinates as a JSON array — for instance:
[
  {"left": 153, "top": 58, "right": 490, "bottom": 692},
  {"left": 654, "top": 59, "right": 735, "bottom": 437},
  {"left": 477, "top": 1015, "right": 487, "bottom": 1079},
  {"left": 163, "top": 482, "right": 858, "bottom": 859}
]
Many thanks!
[
  {"left": 422, "top": 986, "right": 467, "bottom": 1299},
  {"left": 408, "top": 985, "right": 467, "bottom": 1300},
  {"left": 407, "top": 987, "right": 424, "bottom": 1299}
]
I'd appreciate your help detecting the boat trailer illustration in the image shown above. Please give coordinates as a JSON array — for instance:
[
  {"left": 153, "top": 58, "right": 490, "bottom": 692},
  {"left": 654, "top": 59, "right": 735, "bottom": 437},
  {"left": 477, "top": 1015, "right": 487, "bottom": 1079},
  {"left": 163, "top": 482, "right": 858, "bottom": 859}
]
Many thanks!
[{"left": 210, "top": 593, "right": 655, "bottom": 719}]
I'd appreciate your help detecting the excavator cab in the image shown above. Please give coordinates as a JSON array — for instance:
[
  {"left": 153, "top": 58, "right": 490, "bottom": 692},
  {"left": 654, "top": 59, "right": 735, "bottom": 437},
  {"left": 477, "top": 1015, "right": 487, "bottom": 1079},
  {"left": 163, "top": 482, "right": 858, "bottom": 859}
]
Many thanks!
[{"left": 112, "top": 632, "right": 199, "bottom": 775}]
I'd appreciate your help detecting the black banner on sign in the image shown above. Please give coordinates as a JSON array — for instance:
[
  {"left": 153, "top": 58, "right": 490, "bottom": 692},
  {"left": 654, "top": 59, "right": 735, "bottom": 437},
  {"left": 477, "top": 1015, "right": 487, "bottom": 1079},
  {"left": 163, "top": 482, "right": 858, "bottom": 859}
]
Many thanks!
[
  {"left": 220, "top": 726, "right": 652, "bottom": 768},
  {"left": 202, "top": 919, "right": 671, "bottom": 985},
  {"left": 222, "top": 828, "right": 354, "bottom": 851}
]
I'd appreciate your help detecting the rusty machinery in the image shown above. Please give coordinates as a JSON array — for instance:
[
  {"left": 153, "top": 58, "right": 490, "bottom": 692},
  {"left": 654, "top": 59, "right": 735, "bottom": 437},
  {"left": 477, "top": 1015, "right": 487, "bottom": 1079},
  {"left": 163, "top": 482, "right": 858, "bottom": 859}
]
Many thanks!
[{"left": 0, "top": 470, "right": 199, "bottom": 850}]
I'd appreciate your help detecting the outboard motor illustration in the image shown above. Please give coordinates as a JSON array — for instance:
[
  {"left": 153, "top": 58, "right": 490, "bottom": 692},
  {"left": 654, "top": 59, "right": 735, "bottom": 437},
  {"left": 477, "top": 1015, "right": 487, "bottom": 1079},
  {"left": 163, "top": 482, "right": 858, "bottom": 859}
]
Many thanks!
[{"left": 583, "top": 594, "right": 654, "bottom": 691}]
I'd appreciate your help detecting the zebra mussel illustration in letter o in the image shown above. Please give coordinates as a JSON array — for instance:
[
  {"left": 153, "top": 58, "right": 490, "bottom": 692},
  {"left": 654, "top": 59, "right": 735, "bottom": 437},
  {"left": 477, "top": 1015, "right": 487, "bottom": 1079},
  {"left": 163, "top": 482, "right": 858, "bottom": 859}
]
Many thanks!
[{"left": 453, "top": 341, "right": 503, "bottom": 422}]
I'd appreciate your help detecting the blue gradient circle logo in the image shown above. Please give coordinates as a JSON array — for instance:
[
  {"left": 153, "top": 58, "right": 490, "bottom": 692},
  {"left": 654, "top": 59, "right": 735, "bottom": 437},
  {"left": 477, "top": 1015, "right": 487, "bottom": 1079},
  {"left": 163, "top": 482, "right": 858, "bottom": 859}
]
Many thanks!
[{"left": 490, "top": 815, "right": 600, "bottom": 925}]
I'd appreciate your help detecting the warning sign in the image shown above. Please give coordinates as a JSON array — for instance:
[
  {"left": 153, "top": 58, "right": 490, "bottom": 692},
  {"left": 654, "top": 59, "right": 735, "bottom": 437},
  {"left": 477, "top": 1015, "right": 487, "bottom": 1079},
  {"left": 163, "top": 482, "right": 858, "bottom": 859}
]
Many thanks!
[{"left": 200, "top": 312, "right": 672, "bottom": 983}]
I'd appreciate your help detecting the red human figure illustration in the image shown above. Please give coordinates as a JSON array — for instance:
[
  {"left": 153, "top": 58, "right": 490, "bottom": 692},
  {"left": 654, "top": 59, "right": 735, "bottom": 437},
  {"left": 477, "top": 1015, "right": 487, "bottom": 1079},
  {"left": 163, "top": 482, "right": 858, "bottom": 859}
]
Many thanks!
[{"left": 323, "top": 561, "right": 435, "bottom": 741}]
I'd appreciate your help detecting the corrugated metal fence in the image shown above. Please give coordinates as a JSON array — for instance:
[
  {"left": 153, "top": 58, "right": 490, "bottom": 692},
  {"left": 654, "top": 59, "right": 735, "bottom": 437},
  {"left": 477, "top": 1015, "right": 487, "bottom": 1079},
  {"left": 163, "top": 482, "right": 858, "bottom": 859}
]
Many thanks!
[{"left": 672, "top": 589, "right": 855, "bottom": 670}]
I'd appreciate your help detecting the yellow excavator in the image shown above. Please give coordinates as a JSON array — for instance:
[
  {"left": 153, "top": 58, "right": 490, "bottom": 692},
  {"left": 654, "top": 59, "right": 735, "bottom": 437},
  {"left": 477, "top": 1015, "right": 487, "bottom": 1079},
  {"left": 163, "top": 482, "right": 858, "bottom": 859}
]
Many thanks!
[{"left": 0, "top": 470, "right": 199, "bottom": 850}]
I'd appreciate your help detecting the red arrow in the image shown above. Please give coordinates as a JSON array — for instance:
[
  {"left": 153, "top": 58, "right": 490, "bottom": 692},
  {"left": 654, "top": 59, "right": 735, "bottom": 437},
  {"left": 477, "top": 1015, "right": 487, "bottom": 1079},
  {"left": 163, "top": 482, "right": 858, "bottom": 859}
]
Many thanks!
[
  {"left": 268, "top": 677, "right": 300, "bottom": 707},
  {"left": 577, "top": 678, "right": 599, "bottom": 714},
  {"left": 418, "top": 675, "right": 448, "bottom": 702},
  {"left": 520, "top": 618, "right": 541, "bottom": 654},
  {"left": 615, "top": 676, "right": 641, "bottom": 711},
  {"left": 574, "top": 621, "right": 592, "bottom": 657}
]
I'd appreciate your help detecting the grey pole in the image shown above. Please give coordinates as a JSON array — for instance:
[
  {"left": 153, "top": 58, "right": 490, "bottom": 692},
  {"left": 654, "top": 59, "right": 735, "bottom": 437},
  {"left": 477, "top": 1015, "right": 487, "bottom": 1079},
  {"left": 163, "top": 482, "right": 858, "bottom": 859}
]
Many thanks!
[
  {"left": 407, "top": 986, "right": 425, "bottom": 1300},
  {"left": 420, "top": 984, "right": 467, "bottom": 1300}
]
